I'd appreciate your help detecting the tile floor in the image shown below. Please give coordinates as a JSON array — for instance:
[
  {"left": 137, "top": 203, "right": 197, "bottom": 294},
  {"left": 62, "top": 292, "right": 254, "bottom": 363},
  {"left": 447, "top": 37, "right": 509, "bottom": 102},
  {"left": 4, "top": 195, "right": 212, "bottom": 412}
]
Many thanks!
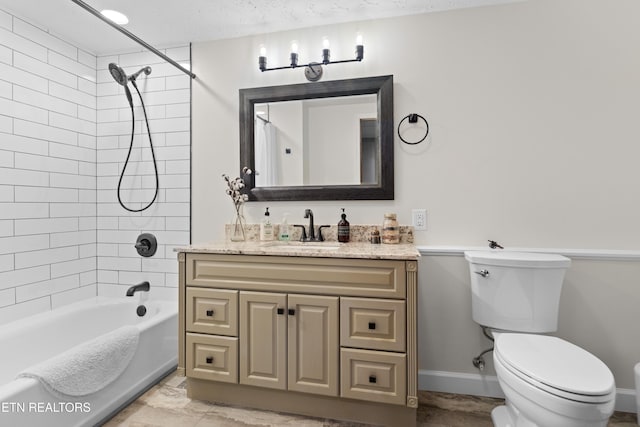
[{"left": 102, "top": 371, "right": 638, "bottom": 427}]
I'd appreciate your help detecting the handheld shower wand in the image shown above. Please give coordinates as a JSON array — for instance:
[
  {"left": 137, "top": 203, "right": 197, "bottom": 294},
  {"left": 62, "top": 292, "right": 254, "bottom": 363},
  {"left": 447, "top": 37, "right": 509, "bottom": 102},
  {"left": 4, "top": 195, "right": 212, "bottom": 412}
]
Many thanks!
[
  {"left": 108, "top": 63, "right": 133, "bottom": 107},
  {"left": 108, "top": 63, "right": 159, "bottom": 213},
  {"left": 107, "top": 63, "right": 152, "bottom": 106},
  {"left": 108, "top": 63, "right": 152, "bottom": 83}
]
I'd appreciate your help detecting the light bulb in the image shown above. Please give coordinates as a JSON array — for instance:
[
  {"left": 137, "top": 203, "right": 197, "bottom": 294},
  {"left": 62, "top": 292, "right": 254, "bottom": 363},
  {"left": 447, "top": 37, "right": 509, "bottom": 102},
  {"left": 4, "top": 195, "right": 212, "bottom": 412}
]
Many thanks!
[
  {"left": 259, "top": 45, "right": 267, "bottom": 57},
  {"left": 356, "top": 33, "right": 363, "bottom": 46},
  {"left": 291, "top": 41, "right": 298, "bottom": 54},
  {"left": 101, "top": 9, "right": 128, "bottom": 25},
  {"left": 322, "top": 37, "right": 330, "bottom": 50}
]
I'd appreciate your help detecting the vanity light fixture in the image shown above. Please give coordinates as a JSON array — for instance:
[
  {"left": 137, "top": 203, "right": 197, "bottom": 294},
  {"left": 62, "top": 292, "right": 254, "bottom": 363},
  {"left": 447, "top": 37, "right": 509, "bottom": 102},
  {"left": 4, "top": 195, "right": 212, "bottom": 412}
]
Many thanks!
[{"left": 258, "top": 34, "right": 364, "bottom": 81}]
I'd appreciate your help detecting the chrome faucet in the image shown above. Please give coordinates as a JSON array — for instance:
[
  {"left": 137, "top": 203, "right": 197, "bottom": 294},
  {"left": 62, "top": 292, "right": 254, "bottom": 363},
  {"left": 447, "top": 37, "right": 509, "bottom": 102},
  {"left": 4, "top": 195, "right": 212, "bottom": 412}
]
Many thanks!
[{"left": 126, "top": 281, "right": 150, "bottom": 296}]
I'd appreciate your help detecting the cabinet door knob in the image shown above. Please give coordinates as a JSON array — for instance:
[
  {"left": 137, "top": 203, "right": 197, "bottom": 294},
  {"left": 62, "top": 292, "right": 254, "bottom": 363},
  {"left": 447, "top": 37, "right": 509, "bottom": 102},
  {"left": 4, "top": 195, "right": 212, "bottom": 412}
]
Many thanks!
[
  {"left": 369, "top": 375, "right": 377, "bottom": 384},
  {"left": 288, "top": 308, "right": 295, "bottom": 316},
  {"left": 368, "top": 322, "right": 376, "bottom": 330},
  {"left": 206, "top": 309, "right": 214, "bottom": 316},
  {"left": 277, "top": 308, "right": 284, "bottom": 315},
  {"left": 206, "top": 356, "right": 213, "bottom": 364}
]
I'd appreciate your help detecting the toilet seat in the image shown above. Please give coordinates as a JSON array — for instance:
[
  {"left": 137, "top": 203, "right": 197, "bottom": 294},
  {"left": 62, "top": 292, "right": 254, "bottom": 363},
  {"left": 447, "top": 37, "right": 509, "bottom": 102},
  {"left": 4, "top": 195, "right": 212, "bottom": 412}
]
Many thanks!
[{"left": 495, "top": 333, "right": 615, "bottom": 404}]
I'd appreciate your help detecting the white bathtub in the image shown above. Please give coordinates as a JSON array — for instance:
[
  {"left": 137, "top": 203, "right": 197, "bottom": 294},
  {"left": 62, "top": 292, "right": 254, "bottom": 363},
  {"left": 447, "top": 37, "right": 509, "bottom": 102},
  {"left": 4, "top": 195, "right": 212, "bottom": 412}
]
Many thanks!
[{"left": 0, "top": 297, "right": 177, "bottom": 427}]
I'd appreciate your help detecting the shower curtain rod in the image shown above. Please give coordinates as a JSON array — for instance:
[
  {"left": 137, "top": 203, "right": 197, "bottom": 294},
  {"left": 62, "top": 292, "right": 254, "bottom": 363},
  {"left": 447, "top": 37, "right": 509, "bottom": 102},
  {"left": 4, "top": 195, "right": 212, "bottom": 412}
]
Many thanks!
[{"left": 70, "top": 0, "right": 196, "bottom": 79}]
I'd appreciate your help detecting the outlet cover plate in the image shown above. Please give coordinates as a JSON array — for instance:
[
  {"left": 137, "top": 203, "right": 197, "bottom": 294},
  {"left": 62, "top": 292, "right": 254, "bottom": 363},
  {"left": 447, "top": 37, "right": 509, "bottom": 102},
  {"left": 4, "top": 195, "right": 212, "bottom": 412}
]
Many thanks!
[{"left": 412, "top": 209, "right": 427, "bottom": 230}]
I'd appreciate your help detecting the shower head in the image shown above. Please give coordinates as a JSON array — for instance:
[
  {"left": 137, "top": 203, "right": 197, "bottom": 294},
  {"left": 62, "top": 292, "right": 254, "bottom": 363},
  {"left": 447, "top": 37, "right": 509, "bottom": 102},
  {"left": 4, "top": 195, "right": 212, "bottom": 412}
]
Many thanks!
[
  {"left": 128, "top": 66, "right": 152, "bottom": 82},
  {"left": 108, "top": 63, "right": 133, "bottom": 108},
  {"left": 108, "top": 63, "right": 128, "bottom": 86},
  {"left": 108, "top": 63, "right": 152, "bottom": 84}
]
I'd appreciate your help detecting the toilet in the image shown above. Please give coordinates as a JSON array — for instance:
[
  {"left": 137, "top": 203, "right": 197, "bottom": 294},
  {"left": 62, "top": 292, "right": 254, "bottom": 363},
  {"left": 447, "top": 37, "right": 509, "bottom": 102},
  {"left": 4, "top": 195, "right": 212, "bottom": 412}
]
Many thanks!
[
  {"left": 465, "top": 250, "right": 616, "bottom": 427},
  {"left": 635, "top": 362, "right": 640, "bottom": 425}
]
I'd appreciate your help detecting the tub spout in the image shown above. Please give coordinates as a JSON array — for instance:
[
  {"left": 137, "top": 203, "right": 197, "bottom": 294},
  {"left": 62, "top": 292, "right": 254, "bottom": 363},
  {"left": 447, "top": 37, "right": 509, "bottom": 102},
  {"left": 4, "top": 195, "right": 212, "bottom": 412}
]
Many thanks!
[{"left": 126, "top": 281, "right": 150, "bottom": 296}]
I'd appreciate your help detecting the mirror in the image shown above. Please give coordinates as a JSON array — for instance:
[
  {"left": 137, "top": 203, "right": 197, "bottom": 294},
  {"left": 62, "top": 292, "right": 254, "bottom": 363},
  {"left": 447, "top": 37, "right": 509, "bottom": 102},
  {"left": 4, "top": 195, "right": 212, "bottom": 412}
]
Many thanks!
[{"left": 239, "top": 75, "right": 394, "bottom": 201}]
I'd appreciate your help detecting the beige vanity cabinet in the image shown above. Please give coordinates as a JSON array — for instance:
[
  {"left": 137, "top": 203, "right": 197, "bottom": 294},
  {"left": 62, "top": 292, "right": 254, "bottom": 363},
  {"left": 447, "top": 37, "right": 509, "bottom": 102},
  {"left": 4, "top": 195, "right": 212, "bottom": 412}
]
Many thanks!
[{"left": 178, "top": 251, "right": 419, "bottom": 427}]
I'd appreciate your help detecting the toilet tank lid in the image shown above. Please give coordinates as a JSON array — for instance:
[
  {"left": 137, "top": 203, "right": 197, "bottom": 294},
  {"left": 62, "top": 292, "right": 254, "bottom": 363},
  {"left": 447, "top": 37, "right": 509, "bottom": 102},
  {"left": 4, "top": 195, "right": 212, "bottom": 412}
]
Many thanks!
[
  {"left": 464, "top": 251, "right": 571, "bottom": 268},
  {"left": 496, "top": 334, "right": 615, "bottom": 397}
]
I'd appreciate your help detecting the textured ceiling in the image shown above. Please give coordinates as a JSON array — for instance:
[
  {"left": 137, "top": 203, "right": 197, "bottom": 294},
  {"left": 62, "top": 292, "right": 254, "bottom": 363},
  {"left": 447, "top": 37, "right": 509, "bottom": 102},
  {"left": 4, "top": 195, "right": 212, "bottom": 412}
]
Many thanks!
[{"left": 0, "top": 0, "right": 522, "bottom": 55}]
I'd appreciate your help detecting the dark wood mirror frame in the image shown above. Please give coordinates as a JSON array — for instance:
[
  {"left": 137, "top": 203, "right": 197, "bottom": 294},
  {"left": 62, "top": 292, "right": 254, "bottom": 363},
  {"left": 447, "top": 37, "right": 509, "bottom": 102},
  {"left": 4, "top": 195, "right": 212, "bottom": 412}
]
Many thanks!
[{"left": 239, "top": 75, "right": 394, "bottom": 201}]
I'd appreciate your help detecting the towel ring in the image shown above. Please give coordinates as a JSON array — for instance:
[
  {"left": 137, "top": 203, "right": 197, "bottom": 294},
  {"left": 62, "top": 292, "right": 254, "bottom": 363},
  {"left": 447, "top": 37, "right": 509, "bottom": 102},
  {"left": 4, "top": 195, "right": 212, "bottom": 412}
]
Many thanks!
[{"left": 397, "top": 113, "right": 429, "bottom": 145}]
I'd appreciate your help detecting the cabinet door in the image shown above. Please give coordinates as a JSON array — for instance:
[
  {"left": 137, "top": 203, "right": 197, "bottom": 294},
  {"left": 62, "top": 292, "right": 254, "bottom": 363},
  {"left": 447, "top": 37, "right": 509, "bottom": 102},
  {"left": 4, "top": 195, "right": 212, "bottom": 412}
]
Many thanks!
[
  {"left": 239, "top": 291, "right": 287, "bottom": 390},
  {"left": 287, "top": 294, "right": 339, "bottom": 396}
]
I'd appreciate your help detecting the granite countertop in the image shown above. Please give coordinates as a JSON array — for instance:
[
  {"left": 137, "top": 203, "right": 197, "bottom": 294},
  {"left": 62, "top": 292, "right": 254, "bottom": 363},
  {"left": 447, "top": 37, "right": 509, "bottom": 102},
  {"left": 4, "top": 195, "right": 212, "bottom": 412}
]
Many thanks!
[{"left": 175, "top": 241, "right": 420, "bottom": 261}]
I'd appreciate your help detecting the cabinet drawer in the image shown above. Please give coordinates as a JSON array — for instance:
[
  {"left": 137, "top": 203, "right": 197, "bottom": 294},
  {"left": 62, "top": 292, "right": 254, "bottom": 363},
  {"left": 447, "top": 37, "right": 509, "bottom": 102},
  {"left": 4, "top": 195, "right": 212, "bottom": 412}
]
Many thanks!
[
  {"left": 186, "top": 254, "right": 406, "bottom": 298},
  {"left": 186, "top": 333, "right": 238, "bottom": 383},
  {"left": 340, "top": 348, "right": 406, "bottom": 405},
  {"left": 341, "top": 297, "right": 406, "bottom": 352},
  {"left": 186, "top": 288, "right": 238, "bottom": 336}
]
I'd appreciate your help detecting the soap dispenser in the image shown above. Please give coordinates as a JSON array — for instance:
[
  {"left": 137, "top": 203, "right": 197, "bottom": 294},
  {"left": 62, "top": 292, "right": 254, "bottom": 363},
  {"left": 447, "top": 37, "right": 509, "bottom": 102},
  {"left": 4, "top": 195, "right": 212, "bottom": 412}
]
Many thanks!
[
  {"left": 260, "top": 207, "right": 274, "bottom": 241},
  {"left": 337, "top": 208, "right": 350, "bottom": 243},
  {"left": 278, "top": 213, "right": 291, "bottom": 241}
]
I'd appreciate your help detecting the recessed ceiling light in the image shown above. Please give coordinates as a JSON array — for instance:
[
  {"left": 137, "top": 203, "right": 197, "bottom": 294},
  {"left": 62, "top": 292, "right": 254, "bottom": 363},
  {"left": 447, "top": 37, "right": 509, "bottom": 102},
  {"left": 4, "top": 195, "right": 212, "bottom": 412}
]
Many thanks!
[{"left": 100, "top": 9, "right": 129, "bottom": 25}]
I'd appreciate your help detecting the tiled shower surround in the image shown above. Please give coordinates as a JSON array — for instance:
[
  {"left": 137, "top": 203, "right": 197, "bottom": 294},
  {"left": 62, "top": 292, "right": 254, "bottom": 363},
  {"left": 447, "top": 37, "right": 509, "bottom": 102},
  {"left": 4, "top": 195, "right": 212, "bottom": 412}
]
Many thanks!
[{"left": 0, "top": 8, "right": 190, "bottom": 323}]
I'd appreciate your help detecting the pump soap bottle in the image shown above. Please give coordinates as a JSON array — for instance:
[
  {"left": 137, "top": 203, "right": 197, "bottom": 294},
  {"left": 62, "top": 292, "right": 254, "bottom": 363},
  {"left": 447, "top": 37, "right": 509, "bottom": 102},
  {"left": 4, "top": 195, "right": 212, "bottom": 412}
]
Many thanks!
[
  {"left": 260, "top": 207, "right": 274, "bottom": 241},
  {"left": 338, "top": 208, "right": 350, "bottom": 243},
  {"left": 278, "top": 213, "right": 291, "bottom": 241}
]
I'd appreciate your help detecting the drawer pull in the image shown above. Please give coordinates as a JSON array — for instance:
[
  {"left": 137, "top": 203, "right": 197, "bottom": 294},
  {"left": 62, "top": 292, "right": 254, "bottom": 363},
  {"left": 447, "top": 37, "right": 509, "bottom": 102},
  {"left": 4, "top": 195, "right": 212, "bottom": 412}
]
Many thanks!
[
  {"left": 288, "top": 308, "right": 295, "bottom": 316},
  {"left": 206, "top": 309, "right": 214, "bottom": 316},
  {"left": 205, "top": 356, "right": 213, "bottom": 364},
  {"left": 277, "top": 308, "right": 284, "bottom": 315},
  {"left": 368, "top": 322, "right": 376, "bottom": 330},
  {"left": 369, "top": 375, "right": 377, "bottom": 384}
]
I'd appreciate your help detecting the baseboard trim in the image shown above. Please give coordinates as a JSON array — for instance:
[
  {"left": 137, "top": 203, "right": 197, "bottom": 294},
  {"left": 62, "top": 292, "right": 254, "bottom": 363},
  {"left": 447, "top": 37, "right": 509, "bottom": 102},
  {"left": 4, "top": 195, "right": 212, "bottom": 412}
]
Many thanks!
[{"left": 418, "top": 370, "right": 637, "bottom": 414}]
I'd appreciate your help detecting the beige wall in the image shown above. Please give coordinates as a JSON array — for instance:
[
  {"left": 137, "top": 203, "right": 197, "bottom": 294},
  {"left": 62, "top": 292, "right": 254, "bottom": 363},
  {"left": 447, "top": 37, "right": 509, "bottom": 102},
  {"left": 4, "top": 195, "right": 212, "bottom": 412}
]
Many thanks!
[{"left": 192, "top": 0, "right": 640, "bottom": 391}]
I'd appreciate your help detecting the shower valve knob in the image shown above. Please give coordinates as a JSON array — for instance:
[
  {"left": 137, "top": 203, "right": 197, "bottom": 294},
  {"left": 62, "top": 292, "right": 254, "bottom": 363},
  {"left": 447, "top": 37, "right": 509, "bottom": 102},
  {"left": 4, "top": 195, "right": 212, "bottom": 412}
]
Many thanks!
[{"left": 135, "top": 233, "right": 157, "bottom": 257}]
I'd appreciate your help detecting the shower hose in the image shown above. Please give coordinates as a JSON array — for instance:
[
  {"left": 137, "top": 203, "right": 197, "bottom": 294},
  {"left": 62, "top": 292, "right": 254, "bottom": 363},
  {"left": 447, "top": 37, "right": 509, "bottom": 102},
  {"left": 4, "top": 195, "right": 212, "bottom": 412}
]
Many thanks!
[{"left": 117, "top": 80, "right": 160, "bottom": 212}]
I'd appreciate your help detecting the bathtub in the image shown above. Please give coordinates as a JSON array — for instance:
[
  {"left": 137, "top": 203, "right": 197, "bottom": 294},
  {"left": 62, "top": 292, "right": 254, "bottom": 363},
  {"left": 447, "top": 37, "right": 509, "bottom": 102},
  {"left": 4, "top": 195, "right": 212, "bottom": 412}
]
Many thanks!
[{"left": 0, "top": 296, "right": 178, "bottom": 427}]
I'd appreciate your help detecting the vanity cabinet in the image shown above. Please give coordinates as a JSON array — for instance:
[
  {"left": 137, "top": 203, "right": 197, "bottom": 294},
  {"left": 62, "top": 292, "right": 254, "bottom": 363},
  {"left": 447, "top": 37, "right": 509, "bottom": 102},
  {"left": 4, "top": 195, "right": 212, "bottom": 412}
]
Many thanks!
[{"left": 178, "top": 251, "right": 418, "bottom": 427}]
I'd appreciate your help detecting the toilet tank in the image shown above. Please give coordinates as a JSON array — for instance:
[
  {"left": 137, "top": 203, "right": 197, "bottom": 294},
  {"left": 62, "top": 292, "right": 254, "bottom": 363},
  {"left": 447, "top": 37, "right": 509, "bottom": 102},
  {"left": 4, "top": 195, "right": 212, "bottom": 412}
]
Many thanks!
[{"left": 464, "top": 251, "right": 571, "bottom": 333}]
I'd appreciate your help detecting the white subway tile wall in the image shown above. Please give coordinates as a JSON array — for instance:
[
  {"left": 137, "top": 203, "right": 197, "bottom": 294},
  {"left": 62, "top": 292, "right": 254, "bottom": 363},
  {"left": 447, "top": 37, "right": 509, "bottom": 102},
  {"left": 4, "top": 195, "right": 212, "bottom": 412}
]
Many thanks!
[{"left": 0, "top": 8, "right": 190, "bottom": 323}]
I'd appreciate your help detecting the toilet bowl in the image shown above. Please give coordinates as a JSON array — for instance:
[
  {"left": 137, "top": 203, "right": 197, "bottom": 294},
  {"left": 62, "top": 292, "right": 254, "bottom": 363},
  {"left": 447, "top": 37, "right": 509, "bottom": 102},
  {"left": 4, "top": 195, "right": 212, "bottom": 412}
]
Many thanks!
[
  {"left": 635, "top": 362, "right": 640, "bottom": 425},
  {"left": 492, "top": 333, "right": 615, "bottom": 427}
]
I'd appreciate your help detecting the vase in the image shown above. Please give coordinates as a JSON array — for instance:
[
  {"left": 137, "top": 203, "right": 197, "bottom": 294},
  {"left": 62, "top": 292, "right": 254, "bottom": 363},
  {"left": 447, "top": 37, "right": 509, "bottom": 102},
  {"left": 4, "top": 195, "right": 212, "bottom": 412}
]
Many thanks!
[{"left": 230, "top": 204, "right": 246, "bottom": 242}]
